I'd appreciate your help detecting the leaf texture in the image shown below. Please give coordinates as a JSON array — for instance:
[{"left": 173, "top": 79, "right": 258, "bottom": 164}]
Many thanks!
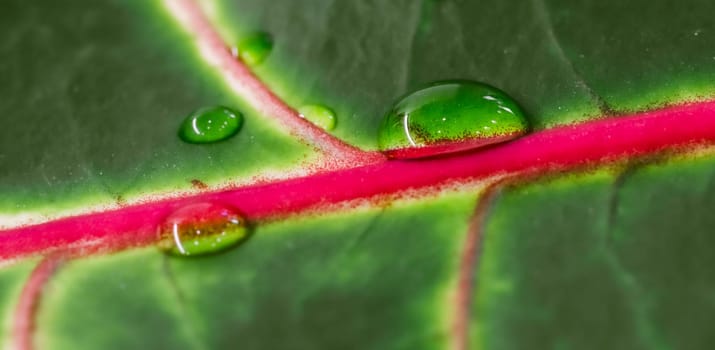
[{"left": 2, "top": 0, "right": 715, "bottom": 349}]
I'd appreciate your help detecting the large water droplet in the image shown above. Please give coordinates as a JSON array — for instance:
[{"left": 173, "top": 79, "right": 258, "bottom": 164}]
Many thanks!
[
  {"left": 377, "top": 80, "right": 529, "bottom": 159},
  {"left": 178, "top": 106, "right": 243, "bottom": 144},
  {"left": 298, "top": 104, "right": 337, "bottom": 131},
  {"left": 235, "top": 32, "right": 273, "bottom": 66},
  {"left": 157, "top": 202, "right": 250, "bottom": 257}
]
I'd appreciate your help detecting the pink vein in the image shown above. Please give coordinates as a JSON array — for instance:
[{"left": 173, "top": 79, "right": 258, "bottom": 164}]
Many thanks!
[
  {"left": 165, "top": 0, "right": 384, "bottom": 165},
  {"left": 452, "top": 182, "right": 505, "bottom": 350},
  {"left": 12, "top": 257, "right": 63, "bottom": 350},
  {"left": 2, "top": 101, "right": 715, "bottom": 260}
]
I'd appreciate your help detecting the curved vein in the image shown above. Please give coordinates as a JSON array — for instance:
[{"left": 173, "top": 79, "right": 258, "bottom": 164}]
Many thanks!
[
  {"left": 11, "top": 257, "right": 63, "bottom": 350},
  {"left": 165, "top": 0, "right": 384, "bottom": 165},
  {"left": 451, "top": 183, "right": 504, "bottom": 350}
]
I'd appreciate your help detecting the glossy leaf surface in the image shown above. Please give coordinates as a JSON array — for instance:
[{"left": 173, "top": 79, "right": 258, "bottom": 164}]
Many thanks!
[
  {"left": 0, "top": 0, "right": 313, "bottom": 218},
  {"left": 2, "top": 0, "right": 715, "bottom": 349}
]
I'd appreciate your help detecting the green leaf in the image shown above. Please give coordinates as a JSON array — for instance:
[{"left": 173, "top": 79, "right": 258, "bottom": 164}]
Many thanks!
[
  {"left": 0, "top": 0, "right": 314, "bottom": 217},
  {"left": 0, "top": 260, "right": 37, "bottom": 346},
  {"left": 208, "top": 0, "right": 715, "bottom": 148},
  {"left": 35, "top": 194, "right": 477, "bottom": 349},
  {"left": 475, "top": 155, "right": 715, "bottom": 349},
  {"left": 3, "top": 0, "right": 715, "bottom": 349}
]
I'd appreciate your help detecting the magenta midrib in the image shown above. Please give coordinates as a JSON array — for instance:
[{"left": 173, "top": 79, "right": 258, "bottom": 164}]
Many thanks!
[
  {"left": 3, "top": 100, "right": 715, "bottom": 260},
  {"left": 8, "top": 3, "right": 715, "bottom": 350}
]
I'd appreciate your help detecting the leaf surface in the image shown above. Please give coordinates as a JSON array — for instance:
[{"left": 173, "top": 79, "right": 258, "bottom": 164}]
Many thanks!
[
  {"left": 208, "top": 0, "right": 715, "bottom": 148},
  {"left": 0, "top": 0, "right": 314, "bottom": 219},
  {"left": 2, "top": 0, "right": 715, "bottom": 349},
  {"left": 475, "top": 155, "right": 715, "bottom": 349},
  {"left": 35, "top": 194, "right": 477, "bottom": 349}
]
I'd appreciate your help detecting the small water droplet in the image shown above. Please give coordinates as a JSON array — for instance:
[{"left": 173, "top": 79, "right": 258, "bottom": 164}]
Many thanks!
[
  {"left": 235, "top": 32, "right": 273, "bottom": 66},
  {"left": 377, "top": 80, "right": 529, "bottom": 159},
  {"left": 157, "top": 202, "right": 251, "bottom": 257},
  {"left": 298, "top": 104, "right": 337, "bottom": 131},
  {"left": 178, "top": 106, "right": 242, "bottom": 144}
]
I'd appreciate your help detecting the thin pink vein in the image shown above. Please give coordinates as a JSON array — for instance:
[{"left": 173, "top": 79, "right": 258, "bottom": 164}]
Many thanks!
[
  {"left": 2, "top": 100, "right": 715, "bottom": 260},
  {"left": 12, "top": 257, "right": 63, "bottom": 350},
  {"left": 165, "top": 0, "right": 384, "bottom": 165},
  {"left": 452, "top": 183, "right": 504, "bottom": 350}
]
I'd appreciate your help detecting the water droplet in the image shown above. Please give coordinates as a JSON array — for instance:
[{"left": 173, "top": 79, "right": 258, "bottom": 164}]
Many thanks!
[
  {"left": 377, "top": 80, "right": 529, "bottom": 159},
  {"left": 235, "top": 32, "right": 273, "bottom": 66},
  {"left": 298, "top": 104, "right": 337, "bottom": 131},
  {"left": 157, "top": 202, "right": 251, "bottom": 257},
  {"left": 178, "top": 106, "right": 242, "bottom": 144}
]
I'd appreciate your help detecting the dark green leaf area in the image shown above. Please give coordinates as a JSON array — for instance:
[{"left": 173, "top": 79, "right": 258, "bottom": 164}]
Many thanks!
[
  {"left": 213, "top": 0, "right": 715, "bottom": 149},
  {"left": 475, "top": 173, "right": 644, "bottom": 350},
  {"left": 36, "top": 251, "right": 199, "bottom": 350},
  {"left": 34, "top": 194, "right": 477, "bottom": 349},
  {"left": 475, "top": 155, "right": 715, "bottom": 350},
  {"left": 211, "top": 0, "right": 599, "bottom": 149},
  {"left": 0, "top": 0, "right": 310, "bottom": 214},
  {"left": 610, "top": 157, "right": 715, "bottom": 349},
  {"left": 167, "top": 196, "right": 475, "bottom": 349},
  {"left": 543, "top": 0, "right": 715, "bottom": 110}
]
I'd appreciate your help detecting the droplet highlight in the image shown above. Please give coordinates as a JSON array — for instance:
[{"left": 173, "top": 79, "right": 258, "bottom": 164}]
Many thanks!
[
  {"left": 377, "top": 80, "right": 529, "bottom": 159},
  {"left": 235, "top": 32, "right": 273, "bottom": 66},
  {"left": 178, "top": 106, "right": 243, "bottom": 144},
  {"left": 157, "top": 202, "right": 250, "bottom": 257},
  {"left": 298, "top": 104, "right": 337, "bottom": 131}
]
